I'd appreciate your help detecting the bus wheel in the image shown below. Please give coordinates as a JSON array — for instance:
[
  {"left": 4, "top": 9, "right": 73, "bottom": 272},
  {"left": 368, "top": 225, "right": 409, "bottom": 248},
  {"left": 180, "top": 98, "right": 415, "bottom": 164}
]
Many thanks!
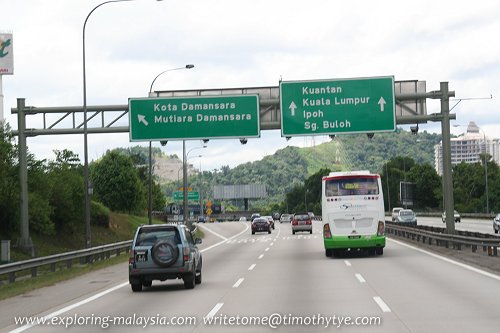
[
  {"left": 325, "top": 249, "right": 333, "bottom": 257},
  {"left": 376, "top": 248, "right": 384, "bottom": 255}
]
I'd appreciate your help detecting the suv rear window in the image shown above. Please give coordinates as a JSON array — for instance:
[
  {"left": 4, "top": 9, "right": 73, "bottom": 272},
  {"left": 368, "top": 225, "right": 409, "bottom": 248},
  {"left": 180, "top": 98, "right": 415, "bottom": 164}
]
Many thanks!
[
  {"left": 136, "top": 227, "right": 181, "bottom": 246},
  {"left": 294, "top": 214, "right": 310, "bottom": 220}
]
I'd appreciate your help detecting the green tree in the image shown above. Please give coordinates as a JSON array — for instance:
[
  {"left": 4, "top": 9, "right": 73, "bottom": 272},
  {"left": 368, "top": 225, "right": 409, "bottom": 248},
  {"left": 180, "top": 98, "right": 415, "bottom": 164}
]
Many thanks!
[
  {"left": 47, "top": 150, "right": 84, "bottom": 232},
  {"left": 407, "top": 163, "right": 441, "bottom": 209},
  {"left": 91, "top": 151, "right": 145, "bottom": 213},
  {"left": 0, "top": 122, "right": 19, "bottom": 234}
]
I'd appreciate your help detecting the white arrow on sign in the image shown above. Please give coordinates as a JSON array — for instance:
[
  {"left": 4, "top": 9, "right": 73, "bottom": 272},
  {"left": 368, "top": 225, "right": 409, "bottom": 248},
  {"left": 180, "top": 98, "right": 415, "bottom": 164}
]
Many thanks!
[
  {"left": 138, "top": 114, "right": 149, "bottom": 126},
  {"left": 377, "top": 97, "right": 386, "bottom": 112},
  {"left": 289, "top": 101, "right": 297, "bottom": 116}
]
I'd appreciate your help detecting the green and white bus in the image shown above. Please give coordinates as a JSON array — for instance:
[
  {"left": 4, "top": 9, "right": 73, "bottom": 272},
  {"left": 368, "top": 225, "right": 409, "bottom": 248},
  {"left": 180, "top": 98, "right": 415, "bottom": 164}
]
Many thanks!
[{"left": 322, "top": 170, "right": 385, "bottom": 257}]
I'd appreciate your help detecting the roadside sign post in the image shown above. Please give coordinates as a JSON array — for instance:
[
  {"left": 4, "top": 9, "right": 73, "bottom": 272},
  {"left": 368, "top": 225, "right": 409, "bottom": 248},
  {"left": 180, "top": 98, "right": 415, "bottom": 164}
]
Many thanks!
[
  {"left": 280, "top": 76, "right": 396, "bottom": 136},
  {"left": 129, "top": 95, "right": 260, "bottom": 141}
]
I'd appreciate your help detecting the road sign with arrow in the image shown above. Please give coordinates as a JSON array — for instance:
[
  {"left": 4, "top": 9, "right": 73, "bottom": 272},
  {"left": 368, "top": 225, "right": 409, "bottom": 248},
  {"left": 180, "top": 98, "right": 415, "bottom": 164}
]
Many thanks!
[{"left": 280, "top": 76, "right": 396, "bottom": 136}]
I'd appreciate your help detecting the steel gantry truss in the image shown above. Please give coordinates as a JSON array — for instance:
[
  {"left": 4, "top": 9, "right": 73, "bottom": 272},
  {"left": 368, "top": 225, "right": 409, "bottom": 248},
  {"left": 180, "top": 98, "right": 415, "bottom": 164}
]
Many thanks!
[{"left": 11, "top": 80, "right": 457, "bottom": 255}]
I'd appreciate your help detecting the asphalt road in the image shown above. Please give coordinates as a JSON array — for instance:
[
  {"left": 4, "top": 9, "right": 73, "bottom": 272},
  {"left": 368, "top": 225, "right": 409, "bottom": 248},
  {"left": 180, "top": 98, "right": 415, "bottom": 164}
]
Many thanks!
[
  {"left": 414, "top": 215, "right": 496, "bottom": 234},
  {"left": 2, "top": 221, "right": 500, "bottom": 333}
]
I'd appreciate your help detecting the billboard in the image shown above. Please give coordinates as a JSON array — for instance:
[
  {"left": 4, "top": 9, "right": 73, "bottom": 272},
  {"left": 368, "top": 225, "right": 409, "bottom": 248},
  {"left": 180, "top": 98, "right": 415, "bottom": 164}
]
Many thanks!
[{"left": 0, "top": 33, "right": 14, "bottom": 75}]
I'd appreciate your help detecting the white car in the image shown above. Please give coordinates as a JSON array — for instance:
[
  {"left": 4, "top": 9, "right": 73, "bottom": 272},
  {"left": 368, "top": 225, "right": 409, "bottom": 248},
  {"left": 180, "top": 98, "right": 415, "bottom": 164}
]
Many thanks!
[
  {"left": 391, "top": 207, "right": 403, "bottom": 221},
  {"left": 279, "top": 213, "right": 292, "bottom": 223}
]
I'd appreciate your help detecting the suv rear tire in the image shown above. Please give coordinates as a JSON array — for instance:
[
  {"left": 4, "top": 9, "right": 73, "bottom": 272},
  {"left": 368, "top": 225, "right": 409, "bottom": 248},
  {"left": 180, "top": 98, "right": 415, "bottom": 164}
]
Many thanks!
[
  {"left": 131, "top": 283, "right": 142, "bottom": 292},
  {"left": 183, "top": 273, "right": 195, "bottom": 289}
]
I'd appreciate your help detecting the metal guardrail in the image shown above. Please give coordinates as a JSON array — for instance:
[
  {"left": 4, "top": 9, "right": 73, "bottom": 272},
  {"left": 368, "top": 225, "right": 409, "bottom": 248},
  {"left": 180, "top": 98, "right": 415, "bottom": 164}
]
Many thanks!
[
  {"left": 0, "top": 240, "right": 132, "bottom": 284},
  {"left": 0, "top": 222, "right": 199, "bottom": 284},
  {"left": 386, "top": 222, "right": 500, "bottom": 256}
]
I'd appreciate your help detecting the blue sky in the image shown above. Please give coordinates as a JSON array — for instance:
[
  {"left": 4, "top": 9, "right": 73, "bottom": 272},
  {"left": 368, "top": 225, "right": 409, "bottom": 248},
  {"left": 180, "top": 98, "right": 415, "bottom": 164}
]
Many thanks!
[{"left": 1, "top": 0, "right": 499, "bottom": 171}]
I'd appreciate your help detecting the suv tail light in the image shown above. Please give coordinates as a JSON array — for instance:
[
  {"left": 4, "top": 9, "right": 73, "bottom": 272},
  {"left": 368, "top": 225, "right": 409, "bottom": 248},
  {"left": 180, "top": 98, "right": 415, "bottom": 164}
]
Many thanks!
[
  {"left": 183, "top": 246, "right": 190, "bottom": 262},
  {"left": 323, "top": 224, "right": 332, "bottom": 239},
  {"left": 292, "top": 219, "right": 298, "bottom": 225},
  {"left": 306, "top": 219, "right": 312, "bottom": 225},
  {"left": 129, "top": 250, "right": 135, "bottom": 265},
  {"left": 377, "top": 221, "right": 385, "bottom": 236}
]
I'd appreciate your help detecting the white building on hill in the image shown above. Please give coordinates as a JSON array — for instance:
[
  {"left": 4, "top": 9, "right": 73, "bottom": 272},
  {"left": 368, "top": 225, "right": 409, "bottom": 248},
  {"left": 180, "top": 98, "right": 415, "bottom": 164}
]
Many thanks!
[{"left": 434, "top": 121, "right": 500, "bottom": 175}]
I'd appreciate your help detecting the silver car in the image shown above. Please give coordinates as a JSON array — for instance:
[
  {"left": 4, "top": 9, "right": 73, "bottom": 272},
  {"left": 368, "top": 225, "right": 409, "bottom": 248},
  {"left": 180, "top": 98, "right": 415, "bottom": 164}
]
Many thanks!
[
  {"left": 494, "top": 214, "right": 500, "bottom": 234},
  {"left": 396, "top": 209, "right": 417, "bottom": 226},
  {"left": 291, "top": 213, "right": 313, "bottom": 234},
  {"left": 129, "top": 224, "right": 202, "bottom": 292}
]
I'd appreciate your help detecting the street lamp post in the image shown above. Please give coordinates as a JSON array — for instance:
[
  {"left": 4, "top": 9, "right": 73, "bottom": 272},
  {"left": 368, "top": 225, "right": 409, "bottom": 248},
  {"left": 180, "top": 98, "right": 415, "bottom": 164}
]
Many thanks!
[
  {"left": 148, "top": 64, "right": 194, "bottom": 225},
  {"left": 184, "top": 144, "right": 207, "bottom": 226},
  {"left": 481, "top": 129, "right": 490, "bottom": 214},
  {"left": 83, "top": 0, "right": 136, "bottom": 248}
]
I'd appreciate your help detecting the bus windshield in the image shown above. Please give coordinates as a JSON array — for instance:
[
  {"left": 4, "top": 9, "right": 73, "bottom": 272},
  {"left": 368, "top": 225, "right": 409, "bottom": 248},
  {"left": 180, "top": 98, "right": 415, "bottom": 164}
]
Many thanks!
[{"left": 325, "top": 177, "right": 379, "bottom": 196}]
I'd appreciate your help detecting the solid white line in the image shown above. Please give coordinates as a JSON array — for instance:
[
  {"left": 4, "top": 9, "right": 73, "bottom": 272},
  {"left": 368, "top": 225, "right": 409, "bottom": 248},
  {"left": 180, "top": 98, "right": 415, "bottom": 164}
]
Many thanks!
[
  {"left": 8, "top": 281, "right": 129, "bottom": 333},
  {"left": 388, "top": 238, "right": 500, "bottom": 282},
  {"left": 10, "top": 224, "right": 249, "bottom": 333},
  {"left": 258, "top": 254, "right": 264, "bottom": 259},
  {"left": 373, "top": 296, "right": 391, "bottom": 313},
  {"left": 205, "top": 303, "right": 224, "bottom": 319},
  {"left": 355, "top": 273, "right": 366, "bottom": 283},
  {"left": 232, "top": 278, "right": 245, "bottom": 288},
  {"left": 248, "top": 264, "right": 256, "bottom": 271},
  {"left": 344, "top": 260, "right": 352, "bottom": 267},
  {"left": 200, "top": 223, "right": 250, "bottom": 253},
  {"left": 197, "top": 223, "right": 229, "bottom": 240}
]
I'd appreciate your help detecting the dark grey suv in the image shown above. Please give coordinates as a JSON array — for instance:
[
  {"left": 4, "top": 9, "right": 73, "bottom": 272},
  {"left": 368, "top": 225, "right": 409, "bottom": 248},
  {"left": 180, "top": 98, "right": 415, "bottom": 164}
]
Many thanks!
[{"left": 129, "top": 224, "right": 202, "bottom": 292}]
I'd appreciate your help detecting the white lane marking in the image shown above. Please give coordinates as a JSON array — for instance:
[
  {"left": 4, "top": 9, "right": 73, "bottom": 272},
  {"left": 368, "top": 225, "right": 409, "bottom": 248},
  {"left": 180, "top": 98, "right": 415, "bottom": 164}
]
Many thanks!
[
  {"left": 200, "top": 223, "right": 250, "bottom": 253},
  {"left": 248, "top": 264, "right": 256, "bottom": 271},
  {"left": 355, "top": 273, "right": 366, "bottom": 283},
  {"left": 258, "top": 254, "right": 264, "bottom": 259},
  {"left": 388, "top": 238, "right": 500, "bottom": 282},
  {"left": 232, "top": 278, "right": 245, "bottom": 288},
  {"left": 8, "top": 281, "right": 129, "bottom": 333},
  {"left": 10, "top": 224, "right": 248, "bottom": 333},
  {"left": 198, "top": 224, "right": 228, "bottom": 240},
  {"left": 265, "top": 247, "right": 270, "bottom": 252},
  {"left": 270, "top": 242, "right": 274, "bottom": 246},
  {"left": 344, "top": 260, "right": 352, "bottom": 267},
  {"left": 373, "top": 296, "right": 391, "bottom": 313},
  {"left": 205, "top": 303, "right": 224, "bottom": 319}
]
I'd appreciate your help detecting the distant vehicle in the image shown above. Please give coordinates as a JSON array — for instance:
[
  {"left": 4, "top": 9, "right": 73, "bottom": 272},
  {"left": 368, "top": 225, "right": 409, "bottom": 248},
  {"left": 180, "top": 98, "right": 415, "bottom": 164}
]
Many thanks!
[
  {"left": 291, "top": 212, "right": 313, "bottom": 235},
  {"left": 128, "top": 224, "right": 202, "bottom": 292},
  {"left": 272, "top": 212, "right": 281, "bottom": 221},
  {"left": 251, "top": 217, "right": 271, "bottom": 235},
  {"left": 442, "top": 210, "right": 461, "bottom": 223},
  {"left": 261, "top": 215, "right": 275, "bottom": 229},
  {"left": 392, "top": 207, "right": 404, "bottom": 221},
  {"left": 251, "top": 213, "right": 260, "bottom": 222},
  {"left": 322, "top": 170, "right": 385, "bottom": 257},
  {"left": 197, "top": 216, "right": 206, "bottom": 223},
  {"left": 395, "top": 209, "right": 417, "bottom": 226},
  {"left": 239, "top": 216, "right": 247, "bottom": 222},
  {"left": 280, "top": 213, "right": 292, "bottom": 223},
  {"left": 493, "top": 214, "right": 500, "bottom": 234}
]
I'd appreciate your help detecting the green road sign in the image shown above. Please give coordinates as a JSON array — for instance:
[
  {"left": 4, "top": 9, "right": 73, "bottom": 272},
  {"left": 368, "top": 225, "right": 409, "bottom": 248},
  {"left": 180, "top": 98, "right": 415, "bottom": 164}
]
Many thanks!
[
  {"left": 280, "top": 76, "right": 396, "bottom": 136},
  {"left": 173, "top": 191, "right": 200, "bottom": 201},
  {"left": 129, "top": 95, "right": 260, "bottom": 141}
]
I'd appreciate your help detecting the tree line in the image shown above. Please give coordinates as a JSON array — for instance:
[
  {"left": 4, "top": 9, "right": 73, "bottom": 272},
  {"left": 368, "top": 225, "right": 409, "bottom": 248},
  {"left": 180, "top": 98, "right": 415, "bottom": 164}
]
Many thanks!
[
  {"left": 272, "top": 155, "right": 497, "bottom": 216},
  {"left": 0, "top": 123, "right": 165, "bottom": 238}
]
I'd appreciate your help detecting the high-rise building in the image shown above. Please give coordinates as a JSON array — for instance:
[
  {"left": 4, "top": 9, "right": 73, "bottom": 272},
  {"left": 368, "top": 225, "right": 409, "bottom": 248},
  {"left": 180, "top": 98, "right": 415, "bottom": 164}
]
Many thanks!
[{"left": 434, "top": 121, "right": 499, "bottom": 175}]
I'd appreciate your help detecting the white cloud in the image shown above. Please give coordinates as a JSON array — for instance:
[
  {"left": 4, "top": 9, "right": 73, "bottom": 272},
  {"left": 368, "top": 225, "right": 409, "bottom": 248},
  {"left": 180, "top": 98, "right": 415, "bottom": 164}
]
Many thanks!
[{"left": 2, "top": 0, "right": 500, "bottom": 170}]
